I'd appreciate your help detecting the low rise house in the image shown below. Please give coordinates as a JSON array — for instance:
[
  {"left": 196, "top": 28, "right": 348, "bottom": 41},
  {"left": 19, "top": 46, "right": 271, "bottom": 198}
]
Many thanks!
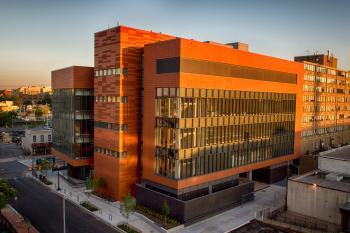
[
  {"left": 287, "top": 146, "right": 350, "bottom": 232},
  {"left": 0, "top": 101, "right": 19, "bottom": 112},
  {"left": 21, "top": 127, "right": 52, "bottom": 155}
]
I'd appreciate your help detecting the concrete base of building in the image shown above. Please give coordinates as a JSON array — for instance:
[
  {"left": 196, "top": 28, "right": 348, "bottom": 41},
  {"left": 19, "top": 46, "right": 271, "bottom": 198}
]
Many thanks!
[
  {"left": 252, "top": 163, "right": 287, "bottom": 184},
  {"left": 136, "top": 179, "right": 254, "bottom": 223}
]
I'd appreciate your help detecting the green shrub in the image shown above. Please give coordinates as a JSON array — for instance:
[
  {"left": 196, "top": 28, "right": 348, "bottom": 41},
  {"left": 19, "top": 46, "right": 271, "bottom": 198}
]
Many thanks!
[
  {"left": 80, "top": 201, "right": 98, "bottom": 212},
  {"left": 117, "top": 224, "right": 140, "bottom": 233},
  {"left": 135, "top": 204, "right": 180, "bottom": 229}
]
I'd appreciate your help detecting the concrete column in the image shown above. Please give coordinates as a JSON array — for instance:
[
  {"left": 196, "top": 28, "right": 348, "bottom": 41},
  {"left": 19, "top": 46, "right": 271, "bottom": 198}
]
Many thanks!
[{"left": 248, "top": 170, "right": 253, "bottom": 181}]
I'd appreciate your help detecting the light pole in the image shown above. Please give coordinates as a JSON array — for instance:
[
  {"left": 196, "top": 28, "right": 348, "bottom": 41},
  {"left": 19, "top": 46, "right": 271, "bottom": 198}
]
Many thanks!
[
  {"left": 63, "top": 196, "right": 66, "bottom": 233},
  {"left": 57, "top": 168, "right": 61, "bottom": 191}
]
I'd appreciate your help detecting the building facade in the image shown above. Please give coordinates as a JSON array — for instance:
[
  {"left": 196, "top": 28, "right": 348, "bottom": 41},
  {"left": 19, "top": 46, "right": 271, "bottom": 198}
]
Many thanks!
[
  {"left": 296, "top": 54, "right": 350, "bottom": 155},
  {"left": 93, "top": 26, "right": 174, "bottom": 200},
  {"left": 0, "top": 101, "right": 19, "bottom": 112},
  {"left": 137, "top": 38, "right": 303, "bottom": 222},
  {"left": 51, "top": 66, "right": 94, "bottom": 180},
  {"left": 21, "top": 127, "right": 52, "bottom": 155},
  {"left": 52, "top": 25, "right": 308, "bottom": 222}
]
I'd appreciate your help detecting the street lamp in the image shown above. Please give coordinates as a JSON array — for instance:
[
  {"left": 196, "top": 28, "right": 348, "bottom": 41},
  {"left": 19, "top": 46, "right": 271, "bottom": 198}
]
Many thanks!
[
  {"left": 62, "top": 195, "right": 66, "bottom": 233},
  {"left": 57, "top": 168, "right": 61, "bottom": 191}
]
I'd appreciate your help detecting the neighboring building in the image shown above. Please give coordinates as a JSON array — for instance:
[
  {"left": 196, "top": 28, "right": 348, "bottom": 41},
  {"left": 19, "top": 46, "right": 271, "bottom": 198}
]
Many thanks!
[
  {"left": 51, "top": 66, "right": 94, "bottom": 180},
  {"left": 17, "top": 86, "right": 52, "bottom": 98},
  {"left": 295, "top": 54, "right": 350, "bottom": 156},
  {"left": 41, "top": 86, "right": 52, "bottom": 95},
  {"left": 0, "top": 89, "right": 13, "bottom": 97},
  {"left": 0, "top": 101, "right": 19, "bottom": 112},
  {"left": 0, "top": 132, "right": 12, "bottom": 143},
  {"left": 231, "top": 219, "right": 294, "bottom": 233},
  {"left": 22, "top": 127, "right": 52, "bottom": 155},
  {"left": 137, "top": 36, "right": 303, "bottom": 223},
  {"left": 287, "top": 147, "right": 350, "bottom": 232}
]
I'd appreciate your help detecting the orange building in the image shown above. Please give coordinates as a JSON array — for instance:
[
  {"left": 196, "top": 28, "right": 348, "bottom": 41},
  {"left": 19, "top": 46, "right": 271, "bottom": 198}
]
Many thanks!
[
  {"left": 51, "top": 66, "right": 94, "bottom": 179},
  {"left": 137, "top": 37, "right": 303, "bottom": 222},
  {"left": 52, "top": 25, "right": 304, "bottom": 222},
  {"left": 93, "top": 26, "right": 174, "bottom": 200}
]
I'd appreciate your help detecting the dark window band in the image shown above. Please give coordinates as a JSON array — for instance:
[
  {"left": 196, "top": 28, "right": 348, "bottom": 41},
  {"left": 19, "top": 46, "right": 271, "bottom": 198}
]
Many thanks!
[{"left": 156, "top": 57, "right": 297, "bottom": 84}]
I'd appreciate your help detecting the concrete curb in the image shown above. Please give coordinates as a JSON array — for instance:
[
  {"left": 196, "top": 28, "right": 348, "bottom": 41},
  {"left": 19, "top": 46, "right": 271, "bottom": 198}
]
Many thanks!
[{"left": 30, "top": 176, "right": 124, "bottom": 233}]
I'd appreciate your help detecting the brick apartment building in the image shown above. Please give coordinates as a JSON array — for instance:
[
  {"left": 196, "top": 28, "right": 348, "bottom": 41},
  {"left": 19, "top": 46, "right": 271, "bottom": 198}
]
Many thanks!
[
  {"left": 294, "top": 54, "right": 350, "bottom": 173},
  {"left": 50, "top": 25, "right": 350, "bottom": 222}
]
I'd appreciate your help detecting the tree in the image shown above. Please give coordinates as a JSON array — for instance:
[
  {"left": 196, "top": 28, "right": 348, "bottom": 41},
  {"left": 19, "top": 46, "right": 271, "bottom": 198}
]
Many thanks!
[
  {"left": 35, "top": 108, "right": 44, "bottom": 118},
  {"left": 97, "top": 177, "right": 106, "bottom": 189},
  {"left": 42, "top": 93, "right": 51, "bottom": 105},
  {"left": 0, "top": 179, "right": 16, "bottom": 209},
  {"left": 39, "top": 159, "right": 51, "bottom": 178},
  {"left": 0, "top": 111, "right": 17, "bottom": 127},
  {"left": 85, "top": 176, "right": 105, "bottom": 199},
  {"left": 162, "top": 200, "right": 170, "bottom": 224},
  {"left": 120, "top": 191, "right": 136, "bottom": 229}
]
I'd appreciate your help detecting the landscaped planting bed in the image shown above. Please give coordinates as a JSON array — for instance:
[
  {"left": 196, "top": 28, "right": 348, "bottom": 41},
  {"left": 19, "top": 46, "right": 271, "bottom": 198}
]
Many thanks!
[
  {"left": 117, "top": 224, "right": 141, "bottom": 233},
  {"left": 80, "top": 201, "right": 98, "bottom": 212},
  {"left": 136, "top": 205, "right": 181, "bottom": 229}
]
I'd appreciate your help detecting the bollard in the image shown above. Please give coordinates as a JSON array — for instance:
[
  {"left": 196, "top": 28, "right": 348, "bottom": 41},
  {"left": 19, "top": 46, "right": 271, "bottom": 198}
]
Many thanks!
[{"left": 109, "top": 214, "right": 112, "bottom": 221}]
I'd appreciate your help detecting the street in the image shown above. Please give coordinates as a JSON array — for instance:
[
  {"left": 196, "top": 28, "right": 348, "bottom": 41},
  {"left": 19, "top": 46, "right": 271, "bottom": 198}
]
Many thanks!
[
  {"left": 1, "top": 161, "right": 119, "bottom": 233},
  {"left": 0, "top": 142, "right": 22, "bottom": 161}
]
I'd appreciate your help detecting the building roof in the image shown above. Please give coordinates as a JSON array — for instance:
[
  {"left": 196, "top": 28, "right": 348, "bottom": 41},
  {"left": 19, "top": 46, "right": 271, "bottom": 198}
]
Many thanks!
[
  {"left": 231, "top": 219, "right": 296, "bottom": 233},
  {"left": 318, "top": 145, "right": 350, "bottom": 161},
  {"left": 25, "top": 126, "right": 52, "bottom": 132},
  {"left": 290, "top": 170, "right": 350, "bottom": 193}
]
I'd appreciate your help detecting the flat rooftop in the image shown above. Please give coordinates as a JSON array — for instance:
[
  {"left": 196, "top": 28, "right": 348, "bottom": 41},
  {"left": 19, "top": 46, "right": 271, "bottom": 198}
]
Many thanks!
[
  {"left": 231, "top": 219, "right": 295, "bottom": 233},
  {"left": 319, "top": 145, "right": 350, "bottom": 161},
  {"left": 290, "top": 170, "right": 350, "bottom": 193}
]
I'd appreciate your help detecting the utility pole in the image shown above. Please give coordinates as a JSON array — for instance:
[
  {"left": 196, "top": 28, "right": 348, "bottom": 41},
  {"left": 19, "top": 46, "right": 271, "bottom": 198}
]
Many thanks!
[
  {"left": 57, "top": 168, "right": 61, "bottom": 191},
  {"left": 63, "top": 196, "right": 66, "bottom": 233}
]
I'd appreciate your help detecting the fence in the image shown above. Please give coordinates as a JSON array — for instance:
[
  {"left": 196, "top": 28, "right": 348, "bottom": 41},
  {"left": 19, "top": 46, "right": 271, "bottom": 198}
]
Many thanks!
[{"left": 256, "top": 207, "right": 341, "bottom": 233}]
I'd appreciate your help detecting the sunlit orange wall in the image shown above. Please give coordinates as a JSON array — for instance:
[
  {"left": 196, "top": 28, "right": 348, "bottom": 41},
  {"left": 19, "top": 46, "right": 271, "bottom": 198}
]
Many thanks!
[
  {"left": 143, "top": 38, "right": 304, "bottom": 190},
  {"left": 93, "top": 26, "right": 174, "bottom": 200}
]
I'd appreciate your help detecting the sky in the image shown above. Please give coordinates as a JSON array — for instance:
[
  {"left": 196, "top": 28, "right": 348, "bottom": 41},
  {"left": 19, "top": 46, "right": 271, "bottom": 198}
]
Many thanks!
[{"left": 0, "top": 0, "right": 349, "bottom": 89}]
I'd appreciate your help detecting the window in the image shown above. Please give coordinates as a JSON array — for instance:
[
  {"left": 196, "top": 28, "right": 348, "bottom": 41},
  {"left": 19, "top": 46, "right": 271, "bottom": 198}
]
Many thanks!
[
  {"left": 122, "top": 68, "right": 128, "bottom": 76},
  {"left": 121, "top": 124, "right": 128, "bottom": 131},
  {"left": 40, "top": 135, "right": 44, "bottom": 142},
  {"left": 33, "top": 136, "right": 36, "bottom": 143},
  {"left": 48, "top": 135, "right": 51, "bottom": 142}
]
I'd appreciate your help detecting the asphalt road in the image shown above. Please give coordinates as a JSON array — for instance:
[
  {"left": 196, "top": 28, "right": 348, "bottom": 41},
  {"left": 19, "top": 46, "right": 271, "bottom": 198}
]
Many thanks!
[
  {"left": 0, "top": 142, "right": 22, "bottom": 159},
  {"left": 1, "top": 161, "right": 119, "bottom": 233},
  {"left": 0, "top": 160, "right": 27, "bottom": 178}
]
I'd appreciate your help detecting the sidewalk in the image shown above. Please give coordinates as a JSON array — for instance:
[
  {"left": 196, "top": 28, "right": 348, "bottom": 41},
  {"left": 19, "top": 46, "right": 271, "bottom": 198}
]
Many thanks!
[
  {"left": 18, "top": 159, "right": 287, "bottom": 233},
  {"left": 40, "top": 170, "right": 162, "bottom": 233},
  {"left": 179, "top": 184, "right": 286, "bottom": 233}
]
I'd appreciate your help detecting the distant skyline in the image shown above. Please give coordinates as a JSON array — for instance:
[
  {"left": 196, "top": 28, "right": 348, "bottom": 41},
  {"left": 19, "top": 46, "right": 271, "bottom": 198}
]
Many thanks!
[{"left": 1, "top": 0, "right": 350, "bottom": 89}]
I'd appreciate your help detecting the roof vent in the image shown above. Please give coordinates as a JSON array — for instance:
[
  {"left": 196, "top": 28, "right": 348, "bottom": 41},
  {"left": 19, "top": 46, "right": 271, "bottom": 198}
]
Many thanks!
[
  {"left": 325, "top": 173, "right": 343, "bottom": 182},
  {"left": 227, "top": 42, "right": 249, "bottom": 51}
]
